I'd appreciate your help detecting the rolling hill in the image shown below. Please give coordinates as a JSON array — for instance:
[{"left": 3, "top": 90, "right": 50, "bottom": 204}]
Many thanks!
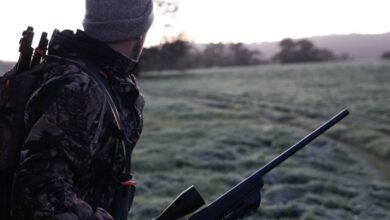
[{"left": 251, "top": 32, "right": 390, "bottom": 60}]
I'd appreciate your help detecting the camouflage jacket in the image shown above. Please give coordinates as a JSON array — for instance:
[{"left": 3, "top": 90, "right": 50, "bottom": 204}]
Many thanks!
[{"left": 12, "top": 30, "right": 144, "bottom": 220}]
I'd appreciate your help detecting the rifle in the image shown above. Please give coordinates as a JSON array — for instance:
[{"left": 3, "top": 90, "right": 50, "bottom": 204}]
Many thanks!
[
  {"left": 30, "top": 32, "right": 49, "bottom": 68},
  {"left": 154, "top": 109, "right": 349, "bottom": 220},
  {"left": 15, "top": 26, "right": 34, "bottom": 74},
  {"left": 15, "top": 27, "right": 49, "bottom": 72}
]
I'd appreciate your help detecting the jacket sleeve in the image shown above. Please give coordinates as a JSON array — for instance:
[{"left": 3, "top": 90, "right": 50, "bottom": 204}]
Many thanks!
[{"left": 12, "top": 69, "right": 113, "bottom": 220}]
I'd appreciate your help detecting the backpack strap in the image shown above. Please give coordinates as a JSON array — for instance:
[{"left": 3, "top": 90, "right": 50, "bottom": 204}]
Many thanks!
[{"left": 49, "top": 56, "right": 123, "bottom": 133}]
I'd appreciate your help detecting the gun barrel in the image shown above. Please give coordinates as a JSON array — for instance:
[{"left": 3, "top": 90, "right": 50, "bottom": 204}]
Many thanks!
[
  {"left": 30, "top": 32, "right": 48, "bottom": 68},
  {"left": 259, "top": 108, "right": 349, "bottom": 175},
  {"left": 189, "top": 109, "right": 349, "bottom": 220}
]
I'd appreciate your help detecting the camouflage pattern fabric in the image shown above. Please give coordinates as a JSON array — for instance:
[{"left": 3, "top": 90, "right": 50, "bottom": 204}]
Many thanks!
[{"left": 11, "top": 30, "right": 144, "bottom": 220}]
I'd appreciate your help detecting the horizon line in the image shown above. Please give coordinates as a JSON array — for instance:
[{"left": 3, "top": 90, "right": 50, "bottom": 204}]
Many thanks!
[{"left": 2, "top": 31, "right": 389, "bottom": 62}]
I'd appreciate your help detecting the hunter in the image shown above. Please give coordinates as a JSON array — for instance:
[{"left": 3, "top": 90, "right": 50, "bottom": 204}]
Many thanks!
[
  {"left": 12, "top": 0, "right": 152, "bottom": 219},
  {"left": 10, "top": 0, "right": 262, "bottom": 219}
]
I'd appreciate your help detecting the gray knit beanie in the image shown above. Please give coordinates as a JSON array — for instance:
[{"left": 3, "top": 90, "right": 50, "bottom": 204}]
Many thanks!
[{"left": 83, "top": 0, "right": 154, "bottom": 42}]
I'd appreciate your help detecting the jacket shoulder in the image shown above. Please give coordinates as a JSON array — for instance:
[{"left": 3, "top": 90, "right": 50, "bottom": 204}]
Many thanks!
[{"left": 24, "top": 63, "right": 107, "bottom": 126}]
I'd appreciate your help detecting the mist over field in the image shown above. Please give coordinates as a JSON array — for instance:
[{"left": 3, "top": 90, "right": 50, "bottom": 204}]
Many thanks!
[{"left": 129, "top": 60, "right": 390, "bottom": 219}]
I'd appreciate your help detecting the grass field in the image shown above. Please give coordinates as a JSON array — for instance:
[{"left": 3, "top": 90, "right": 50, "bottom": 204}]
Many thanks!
[
  {"left": 129, "top": 61, "right": 390, "bottom": 220},
  {"left": 1, "top": 60, "right": 389, "bottom": 219}
]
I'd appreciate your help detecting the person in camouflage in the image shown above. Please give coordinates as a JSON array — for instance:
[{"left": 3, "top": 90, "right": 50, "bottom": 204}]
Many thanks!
[
  {"left": 11, "top": 0, "right": 264, "bottom": 219},
  {"left": 11, "top": 0, "right": 153, "bottom": 219}
]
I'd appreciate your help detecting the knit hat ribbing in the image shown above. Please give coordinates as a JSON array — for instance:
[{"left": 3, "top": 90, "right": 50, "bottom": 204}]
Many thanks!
[{"left": 83, "top": 0, "right": 154, "bottom": 42}]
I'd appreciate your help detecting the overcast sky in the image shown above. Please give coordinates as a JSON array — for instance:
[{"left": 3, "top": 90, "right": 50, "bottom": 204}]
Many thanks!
[{"left": 0, "top": 0, "right": 389, "bottom": 61}]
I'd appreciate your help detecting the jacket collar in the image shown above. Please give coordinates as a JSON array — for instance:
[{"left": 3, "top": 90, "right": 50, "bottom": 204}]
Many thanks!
[{"left": 48, "top": 29, "right": 139, "bottom": 92}]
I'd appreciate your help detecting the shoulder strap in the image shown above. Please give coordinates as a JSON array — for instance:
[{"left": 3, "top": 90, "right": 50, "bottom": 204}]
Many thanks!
[{"left": 52, "top": 56, "right": 123, "bottom": 132}]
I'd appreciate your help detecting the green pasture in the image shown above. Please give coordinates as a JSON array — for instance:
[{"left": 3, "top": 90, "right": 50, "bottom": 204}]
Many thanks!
[{"left": 130, "top": 61, "right": 390, "bottom": 220}]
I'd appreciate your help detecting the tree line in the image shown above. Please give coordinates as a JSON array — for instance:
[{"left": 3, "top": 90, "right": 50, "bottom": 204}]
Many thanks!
[
  {"left": 138, "top": 36, "right": 350, "bottom": 73},
  {"left": 273, "top": 38, "right": 347, "bottom": 63},
  {"left": 139, "top": 35, "right": 263, "bottom": 72}
]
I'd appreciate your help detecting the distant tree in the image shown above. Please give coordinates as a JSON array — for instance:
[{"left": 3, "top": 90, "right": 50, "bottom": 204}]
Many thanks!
[
  {"left": 199, "top": 43, "right": 262, "bottom": 67},
  {"left": 296, "top": 39, "right": 315, "bottom": 62},
  {"left": 160, "top": 35, "right": 191, "bottom": 70},
  {"left": 273, "top": 38, "right": 298, "bottom": 63},
  {"left": 312, "top": 48, "right": 337, "bottom": 61},
  {"left": 382, "top": 51, "right": 390, "bottom": 60},
  {"left": 279, "top": 38, "right": 295, "bottom": 49},
  {"left": 200, "top": 43, "right": 225, "bottom": 67},
  {"left": 228, "top": 43, "right": 262, "bottom": 66},
  {"left": 140, "top": 34, "right": 192, "bottom": 71},
  {"left": 139, "top": 46, "right": 162, "bottom": 71},
  {"left": 273, "top": 38, "right": 337, "bottom": 63}
]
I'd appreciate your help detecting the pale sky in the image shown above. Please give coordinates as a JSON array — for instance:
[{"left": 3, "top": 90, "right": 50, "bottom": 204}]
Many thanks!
[{"left": 0, "top": 0, "right": 389, "bottom": 61}]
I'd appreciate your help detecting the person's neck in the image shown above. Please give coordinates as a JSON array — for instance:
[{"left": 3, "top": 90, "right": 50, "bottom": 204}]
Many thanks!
[{"left": 108, "top": 35, "right": 146, "bottom": 62}]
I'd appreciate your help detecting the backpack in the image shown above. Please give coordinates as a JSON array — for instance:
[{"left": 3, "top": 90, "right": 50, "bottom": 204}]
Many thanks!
[
  {"left": 0, "top": 59, "right": 61, "bottom": 220},
  {"left": 0, "top": 26, "right": 50, "bottom": 219},
  {"left": 0, "top": 27, "right": 130, "bottom": 220}
]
